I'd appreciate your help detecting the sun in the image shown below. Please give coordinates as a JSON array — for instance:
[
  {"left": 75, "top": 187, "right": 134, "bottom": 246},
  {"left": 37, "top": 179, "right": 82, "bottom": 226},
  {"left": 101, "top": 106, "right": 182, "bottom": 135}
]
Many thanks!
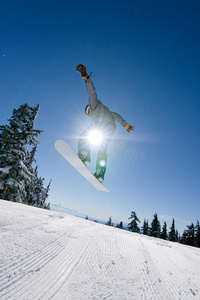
[{"left": 88, "top": 130, "right": 103, "bottom": 145}]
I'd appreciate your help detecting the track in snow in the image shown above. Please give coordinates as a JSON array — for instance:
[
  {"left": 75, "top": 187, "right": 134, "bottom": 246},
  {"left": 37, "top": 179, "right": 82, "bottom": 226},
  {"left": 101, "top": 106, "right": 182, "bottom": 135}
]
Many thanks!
[{"left": 1, "top": 200, "right": 200, "bottom": 300}]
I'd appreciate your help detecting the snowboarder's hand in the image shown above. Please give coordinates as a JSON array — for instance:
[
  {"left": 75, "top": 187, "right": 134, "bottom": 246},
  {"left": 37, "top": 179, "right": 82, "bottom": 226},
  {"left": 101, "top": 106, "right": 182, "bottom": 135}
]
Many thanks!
[
  {"left": 76, "top": 64, "right": 88, "bottom": 79},
  {"left": 124, "top": 123, "right": 134, "bottom": 132},
  {"left": 76, "top": 64, "right": 86, "bottom": 73}
]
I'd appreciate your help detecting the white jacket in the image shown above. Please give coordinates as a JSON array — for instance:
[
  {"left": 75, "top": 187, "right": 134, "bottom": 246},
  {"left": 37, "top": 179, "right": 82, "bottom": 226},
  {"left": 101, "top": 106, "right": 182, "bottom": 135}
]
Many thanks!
[{"left": 85, "top": 78, "right": 127, "bottom": 128}]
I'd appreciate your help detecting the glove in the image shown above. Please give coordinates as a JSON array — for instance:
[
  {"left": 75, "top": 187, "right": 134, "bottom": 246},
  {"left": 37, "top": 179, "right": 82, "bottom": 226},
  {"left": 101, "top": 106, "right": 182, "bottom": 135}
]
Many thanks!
[
  {"left": 76, "top": 64, "right": 88, "bottom": 79},
  {"left": 124, "top": 123, "right": 135, "bottom": 132}
]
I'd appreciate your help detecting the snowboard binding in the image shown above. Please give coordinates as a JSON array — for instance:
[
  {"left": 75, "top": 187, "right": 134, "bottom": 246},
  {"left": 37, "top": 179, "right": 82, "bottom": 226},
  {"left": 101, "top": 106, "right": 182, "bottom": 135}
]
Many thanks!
[
  {"left": 94, "top": 168, "right": 106, "bottom": 183},
  {"left": 78, "top": 151, "right": 91, "bottom": 166}
]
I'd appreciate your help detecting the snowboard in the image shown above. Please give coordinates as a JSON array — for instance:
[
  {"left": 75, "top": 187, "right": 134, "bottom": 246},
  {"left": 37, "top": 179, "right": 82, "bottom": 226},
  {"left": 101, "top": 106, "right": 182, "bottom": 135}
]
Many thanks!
[{"left": 55, "top": 140, "right": 109, "bottom": 192}]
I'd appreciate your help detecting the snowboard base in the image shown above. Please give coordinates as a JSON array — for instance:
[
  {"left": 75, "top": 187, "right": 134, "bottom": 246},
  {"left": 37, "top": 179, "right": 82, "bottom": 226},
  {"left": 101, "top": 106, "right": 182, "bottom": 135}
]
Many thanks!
[{"left": 55, "top": 140, "right": 109, "bottom": 192}]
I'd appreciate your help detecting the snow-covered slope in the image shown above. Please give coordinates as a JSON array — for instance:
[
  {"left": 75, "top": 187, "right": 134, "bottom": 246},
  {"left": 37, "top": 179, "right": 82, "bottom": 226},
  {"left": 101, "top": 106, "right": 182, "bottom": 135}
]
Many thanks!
[{"left": 1, "top": 200, "right": 200, "bottom": 300}]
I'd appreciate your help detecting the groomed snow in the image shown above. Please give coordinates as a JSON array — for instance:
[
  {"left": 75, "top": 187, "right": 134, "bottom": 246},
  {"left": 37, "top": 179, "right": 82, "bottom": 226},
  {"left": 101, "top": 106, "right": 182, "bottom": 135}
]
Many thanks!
[{"left": 0, "top": 200, "right": 200, "bottom": 300}]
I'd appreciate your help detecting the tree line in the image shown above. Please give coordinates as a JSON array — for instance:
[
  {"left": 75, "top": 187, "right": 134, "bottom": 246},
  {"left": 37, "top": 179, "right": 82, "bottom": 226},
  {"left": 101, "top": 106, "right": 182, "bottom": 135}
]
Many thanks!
[
  {"left": 87, "top": 212, "right": 200, "bottom": 248},
  {"left": 0, "top": 103, "right": 50, "bottom": 208}
]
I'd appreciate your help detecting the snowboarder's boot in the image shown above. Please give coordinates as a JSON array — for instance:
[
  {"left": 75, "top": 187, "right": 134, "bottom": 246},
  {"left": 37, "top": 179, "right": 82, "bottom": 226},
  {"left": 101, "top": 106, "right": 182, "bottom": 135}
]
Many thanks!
[
  {"left": 76, "top": 64, "right": 89, "bottom": 80},
  {"left": 94, "top": 152, "right": 107, "bottom": 182},
  {"left": 78, "top": 150, "right": 91, "bottom": 166},
  {"left": 94, "top": 169, "right": 106, "bottom": 183}
]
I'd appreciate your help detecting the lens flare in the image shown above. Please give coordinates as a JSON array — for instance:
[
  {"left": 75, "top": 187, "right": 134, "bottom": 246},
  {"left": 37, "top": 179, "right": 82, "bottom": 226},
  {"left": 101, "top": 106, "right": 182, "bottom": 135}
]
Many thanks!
[
  {"left": 99, "top": 159, "right": 106, "bottom": 167},
  {"left": 88, "top": 130, "right": 103, "bottom": 145}
]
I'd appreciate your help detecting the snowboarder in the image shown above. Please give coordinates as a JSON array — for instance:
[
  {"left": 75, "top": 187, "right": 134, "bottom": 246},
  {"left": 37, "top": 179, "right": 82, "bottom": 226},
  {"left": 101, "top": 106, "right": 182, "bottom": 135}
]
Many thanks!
[{"left": 76, "top": 64, "right": 134, "bottom": 183}]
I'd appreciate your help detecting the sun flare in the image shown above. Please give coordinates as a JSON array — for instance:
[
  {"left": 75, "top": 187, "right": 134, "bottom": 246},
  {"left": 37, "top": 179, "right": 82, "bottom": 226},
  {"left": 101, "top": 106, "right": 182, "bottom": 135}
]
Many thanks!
[{"left": 88, "top": 130, "right": 103, "bottom": 145}]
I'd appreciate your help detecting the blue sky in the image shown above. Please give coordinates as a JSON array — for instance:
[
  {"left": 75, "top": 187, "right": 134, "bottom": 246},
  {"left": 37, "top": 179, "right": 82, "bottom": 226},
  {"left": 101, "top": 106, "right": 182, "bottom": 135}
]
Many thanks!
[{"left": 1, "top": 0, "right": 200, "bottom": 234}]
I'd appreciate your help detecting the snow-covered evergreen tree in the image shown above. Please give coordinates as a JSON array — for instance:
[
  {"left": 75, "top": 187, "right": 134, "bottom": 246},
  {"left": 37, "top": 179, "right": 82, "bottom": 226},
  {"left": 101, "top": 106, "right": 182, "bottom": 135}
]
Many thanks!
[
  {"left": 160, "top": 222, "right": 168, "bottom": 240},
  {"left": 195, "top": 220, "right": 200, "bottom": 247},
  {"left": 128, "top": 211, "right": 140, "bottom": 233},
  {"left": 169, "top": 219, "right": 176, "bottom": 242},
  {"left": 175, "top": 230, "right": 180, "bottom": 242},
  {"left": 142, "top": 219, "right": 149, "bottom": 235},
  {"left": 186, "top": 223, "right": 195, "bottom": 246},
  {"left": 26, "top": 166, "right": 51, "bottom": 208},
  {"left": 180, "top": 223, "right": 195, "bottom": 246},
  {"left": 0, "top": 103, "right": 50, "bottom": 208},
  {"left": 116, "top": 221, "right": 123, "bottom": 229},
  {"left": 106, "top": 216, "right": 113, "bottom": 226},
  {"left": 0, "top": 123, "right": 32, "bottom": 202},
  {"left": 150, "top": 213, "right": 160, "bottom": 238},
  {"left": 180, "top": 230, "right": 188, "bottom": 245}
]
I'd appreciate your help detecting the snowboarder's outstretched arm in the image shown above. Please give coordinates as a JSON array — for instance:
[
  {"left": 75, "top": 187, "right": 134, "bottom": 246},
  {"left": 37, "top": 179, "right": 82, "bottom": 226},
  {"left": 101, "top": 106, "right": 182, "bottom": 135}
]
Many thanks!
[
  {"left": 76, "top": 64, "right": 134, "bottom": 132},
  {"left": 111, "top": 112, "right": 135, "bottom": 132},
  {"left": 76, "top": 64, "right": 99, "bottom": 111},
  {"left": 84, "top": 77, "right": 99, "bottom": 111},
  {"left": 111, "top": 112, "right": 126, "bottom": 127}
]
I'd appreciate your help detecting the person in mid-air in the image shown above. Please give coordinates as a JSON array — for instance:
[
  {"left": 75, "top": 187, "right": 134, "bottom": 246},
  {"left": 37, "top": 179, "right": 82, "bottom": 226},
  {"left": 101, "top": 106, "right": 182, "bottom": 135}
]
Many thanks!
[{"left": 76, "top": 64, "right": 134, "bottom": 183}]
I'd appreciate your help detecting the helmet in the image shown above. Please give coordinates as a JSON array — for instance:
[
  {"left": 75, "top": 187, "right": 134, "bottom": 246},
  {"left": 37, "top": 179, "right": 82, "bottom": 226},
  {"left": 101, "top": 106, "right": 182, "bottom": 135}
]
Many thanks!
[{"left": 85, "top": 104, "right": 90, "bottom": 116}]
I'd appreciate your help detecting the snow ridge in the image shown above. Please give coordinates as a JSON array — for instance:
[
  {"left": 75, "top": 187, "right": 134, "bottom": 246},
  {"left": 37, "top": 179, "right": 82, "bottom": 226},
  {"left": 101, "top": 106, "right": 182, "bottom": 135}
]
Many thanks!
[{"left": 0, "top": 200, "right": 200, "bottom": 300}]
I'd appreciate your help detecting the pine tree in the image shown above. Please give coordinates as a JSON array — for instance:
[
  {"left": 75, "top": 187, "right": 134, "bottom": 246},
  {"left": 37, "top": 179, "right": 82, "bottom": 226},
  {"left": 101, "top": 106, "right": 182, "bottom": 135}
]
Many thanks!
[
  {"left": 187, "top": 223, "right": 195, "bottom": 246},
  {"left": 27, "top": 166, "right": 51, "bottom": 208},
  {"left": 0, "top": 124, "right": 34, "bottom": 202},
  {"left": 128, "top": 211, "right": 140, "bottom": 233},
  {"left": 160, "top": 222, "right": 168, "bottom": 240},
  {"left": 0, "top": 103, "right": 50, "bottom": 208},
  {"left": 142, "top": 219, "right": 149, "bottom": 235},
  {"left": 106, "top": 216, "right": 113, "bottom": 226},
  {"left": 175, "top": 230, "right": 180, "bottom": 242},
  {"left": 180, "top": 223, "right": 195, "bottom": 246},
  {"left": 169, "top": 219, "right": 176, "bottom": 242},
  {"left": 180, "top": 230, "right": 188, "bottom": 245},
  {"left": 150, "top": 213, "right": 161, "bottom": 238},
  {"left": 195, "top": 220, "right": 200, "bottom": 247},
  {"left": 116, "top": 221, "right": 123, "bottom": 229}
]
